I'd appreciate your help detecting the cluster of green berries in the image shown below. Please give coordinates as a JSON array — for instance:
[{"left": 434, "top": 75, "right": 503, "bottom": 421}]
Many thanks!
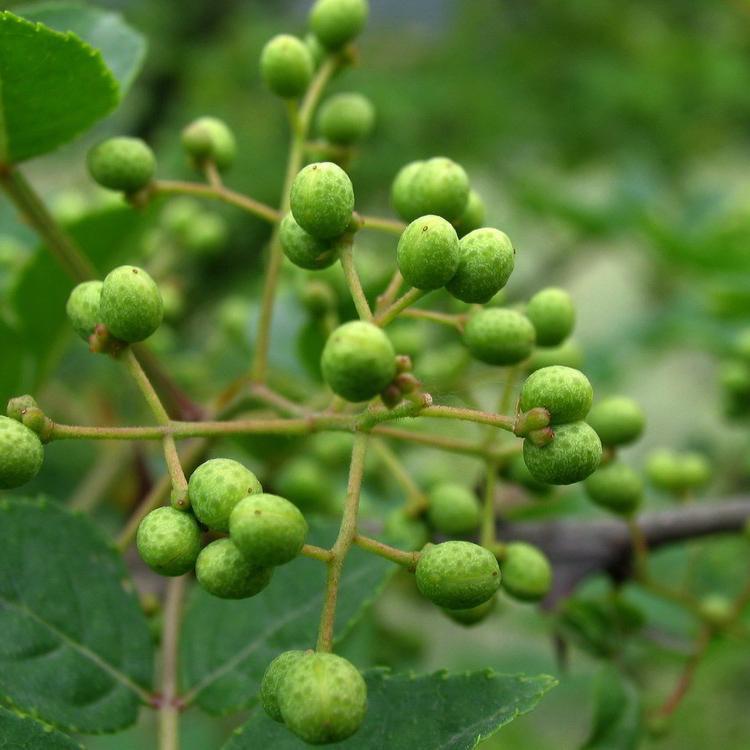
[{"left": 136, "top": 458, "right": 308, "bottom": 599}]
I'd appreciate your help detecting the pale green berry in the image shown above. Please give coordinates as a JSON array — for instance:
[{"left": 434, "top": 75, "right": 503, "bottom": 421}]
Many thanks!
[
  {"left": 500, "top": 542, "right": 552, "bottom": 602},
  {"left": 454, "top": 190, "right": 486, "bottom": 236},
  {"left": 0, "top": 416, "right": 44, "bottom": 489},
  {"left": 261, "top": 650, "right": 306, "bottom": 722},
  {"left": 415, "top": 541, "right": 501, "bottom": 609},
  {"left": 506, "top": 454, "right": 553, "bottom": 496},
  {"left": 66, "top": 280, "right": 102, "bottom": 341},
  {"left": 587, "top": 396, "right": 645, "bottom": 447},
  {"left": 443, "top": 595, "right": 496, "bottom": 626},
  {"left": 411, "top": 157, "right": 470, "bottom": 221},
  {"left": 136, "top": 506, "right": 201, "bottom": 577},
  {"left": 195, "top": 538, "right": 273, "bottom": 599},
  {"left": 391, "top": 160, "right": 424, "bottom": 222},
  {"left": 260, "top": 34, "right": 314, "bottom": 98},
  {"left": 305, "top": 32, "right": 327, "bottom": 69},
  {"left": 464, "top": 308, "right": 536, "bottom": 365},
  {"left": 275, "top": 456, "right": 337, "bottom": 513},
  {"left": 290, "top": 162, "right": 355, "bottom": 239},
  {"left": 182, "top": 213, "right": 229, "bottom": 255},
  {"left": 397, "top": 215, "right": 460, "bottom": 290},
  {"left": 646, "top": 450, "right": 710, "bottom": 494},
  {"left": 87, "top": 137, "right": 155, "bottom": 193},
  {"left": 446, "top": 227, "right": 515, "bottom": 303},
  {"left": 584, "top": 462, "right": 643, "bottom": 516},
  {"left": 278, "top": 652, "right": 367, "bottom": 744},
  {"left": 427, "top": 483, "right": 480, "bottom": 535},
  {"left": 523, "top": 421, "right": 602, "bottom": 485},
  {"left": 309, "top": 0, "right": 369, "bottom": 50},
  {"left": 526, "top": 339, "right": 584, "bottom": 373},
  {"left": 384, "top": 509, "right": 430, "bottom": 550},
  {"left": 525, "top": 288, "right": 575, "bottom": 346},
  {"left": 317, "top": 92, "right": 375, "bottom": 145},
  {"left": 280, "top": 212, "right": 339, "bottom": 270},
  {"left": 519, "top": 365, "right": 593, "bottom": 424},
  {"left": 181, "top": 117, "right": 236, "bottom": 171},
  {"left": 100, "top": 265, "right": 163, "bottom": 343},
  {"left": 699, "top": 594, "right": 733, "bottom": 629}
]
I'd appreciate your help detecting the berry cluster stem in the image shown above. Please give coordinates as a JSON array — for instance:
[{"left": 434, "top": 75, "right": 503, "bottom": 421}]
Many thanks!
[
  {"left": 375, "top": 287, "right": 428, "bottom": 327},
  {"left": 339, "top": 241, "right": 373, "bottom": 321},
  {"left": 158, "top": 575, "right": 187, "bottom": 750},
  {"left": 353, "top": 534, "right": 419, "bottom": 568}
]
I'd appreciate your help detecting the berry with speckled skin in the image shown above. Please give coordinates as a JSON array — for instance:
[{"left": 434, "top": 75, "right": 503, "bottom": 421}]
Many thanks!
[
  {"left": 309, "top": 0, "right": 369, "bottom": 50},
  {"left": 446, "top": 227, "right": 514, "bottom": 303},
  {"left": 415, "top": 541, "right": 501, "bottom": 609},
  {"left": 526, "top": 339, "right": 583, "bottom": 373},
  {"left": 0, "top": 416, "right": 44, "bottom": 489},
  {"left": 188, "top": 458, "right": 263, "bottom": 532},
  {"left": 443, "top": 595, "right": 496, "bottom": 626},
  {"left": 525, "top": 288, "right": 575, "bottom": 346},
  {"left": 317, "top": 93, "right": 375, "bottom": 145},
  {"left": 523, "top": 421, "right": 601, "bottom": 485},
  {"left": 505, "top": 453, "right": 553, "bottom": 496},
  {"left": 280, "top": 213, "right": 339, "bottom": 270},
  {"left": 100, "top": 265, "right": 163, "bottom": 343},
  {"left": 463, "top": 308, "right": 536, "bottom": 366},
  {"left": 397, "top": 215, "right": 459, "bottom": 290},
  {"left": 587, "top": 396, "right": 645, "bottom": 447},
  {"left": 261, "top": 35, "right": 314, "bottom": 98},
  {"left": 136, "top": 506, "right": 201, "bottom": 576},
  {"left": 66, "top": 280, "right": 102, "bottom": 341},
  {"left": 261, "top": 650, "right": 306, "bottom": 722},
  {"left": 196, "top": 538, "right": 273, "bottom": 599},
  {"left": 584, "top": 462, "right": 643, "bottom": 516},
  {"left": 646, "top": 450, "right": 710, "bottom": 494},
  {"left": 229, "top": 493, "right": 308, "bottom": 567},
  {"left": 500, "top": 542, "right": 552, "bottom": 602},
  {"left": 277, "top": 652, "right": 367, "bottom": 744},
  {"left": 427, "top": 483, "right": 480, "bottom": 535},
  {"left": 454, "top": 190, "right": 486, "bottom": 237},
  {"left": 87, "top": 137, "right": 155, "bottom": 193},
  {"left": 321, "top": 321, "right": 396, "bottom": 401},
  {"left": 181, "top": 117, "right": 236, "bottom": 171},
  {"left": 412, "top": 157, "right": 470, "bottom": 221},
  {"left": 391, "top": 160, "right": 424, "bottom": 222},
  {"left": 520, "top": 366, "right": 593, "bottom": 425},
  {"left": 290, "top": 162, "right": 354, "bottom": 240}
]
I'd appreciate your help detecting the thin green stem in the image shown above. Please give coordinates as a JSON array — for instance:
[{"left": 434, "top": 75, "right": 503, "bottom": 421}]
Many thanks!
[
  {"left": 358, "top": 214, "right": 406, "bottom": 236},
  {"left": 375, "top": 287, "right": 428, "bottom": 327},
  {"left": 499, "top": 364, "right": 521, "bottom": 416},
  {"left": 400, "top": 308, "right": 465, "bottom": 331},
  {"left": 301, "top": 544, "right": 333, "bottom": 562},
  {"left": 122, "top": 348, "right": 171, "bottom": 425},
  {"left": 371, "top": 439, "right": 427, "bottom": 512},
  {"left": 481, "top": 461, "right": 498, "bottom": 547},
  {"left": 339, "top": 241, "right": 373, "bottom": 321},
  {"left": 353, "top": 534, "right": 419, "bottom": 568},
  {"left": 69, "top": 444, "right": 130, "bottom": 512},
  {"left": 422, "top": 404, "right": 516, "bottom": 432},
  {"left": 159, "top": 575, "right": 186, "bottom": 750},
  {"left": 375, "top": 269, "right": 404, "bottom": 315}
]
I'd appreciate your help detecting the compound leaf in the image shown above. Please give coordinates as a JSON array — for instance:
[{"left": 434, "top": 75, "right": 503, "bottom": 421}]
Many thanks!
[{"left": 0, "top": 706, "right": 81, "bottom": 749}]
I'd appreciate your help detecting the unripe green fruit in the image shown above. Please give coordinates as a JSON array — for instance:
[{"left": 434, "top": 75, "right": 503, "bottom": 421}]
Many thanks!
[
  {"left": 526, "top": 339, "right": 583, "bottom": 373},
  {"left": 721, "top": 360, "right": 750, "bottom": 397},
  {"left": 100, "top": 265, "right": 163, "bottom": 343},
  {"left": 290, "top": 162, "right": 355, "bottom": 240},
  {"left": 416, "top": 342, "right": 470, "bottom": 390},
  {"left": 300, "top": 279, "right": 337, "bottom": 316},
  {"left": 0, "top": 416, "right": 44, "bottom": 489},
  {"left": 310, "top": 432, "right": 354, "bottom": 467},
  {"left": 587, "top": 396, "right": 645, "bottom": 447},
  {"left": 525, "top": 287, "right": 575, "bottom": 347},
  {"left": 463, "top": 308, "right": 536, "bottom": 366},
  {"left": 182, "top": 213, "right": 229, "bottom": 255},
  {"left": 87, "top": 137, "right": 155, "bottom": 193},
  {"left": 445, "top": 228, "right": 514, "bottom": 304},
  {"left": 136, "top": 506, "right": 201, "bottom": 576},
  {"left": 519, "top": 366, "right": 593, "bottom": 424},
  {"left": 443, "top": 595, "right": 496, "bottom": 626},
  {"left": 646, "top": 450, "right": 711, "bottom": 494},
  {"left": 229, "top": 493, "right": 308, "bottom": 567},
  {"left": 427, "top": 482, "right": 480, "bottom": 535},
  {"left": 523, "top": 421, "right": 602, "bottom": 485},
  {"left": 505, "top": 454, "right": 553, "bottom": 496},
  {"left": 388, "top": 320, "right": 426, "bottom": 360},
  {"left": 181, "top": 117, "right": 236, "bottom": 171},
  {"left": 278, "top": 652, "right": 367, "bottom": 744},
  {"left": 317, "top": 92, "right": 375, "bottom": 145},
  {"left": 391, "top": 160, "right": 424, "bottom": 222},
  {"left": 384, "top": 510, "right": 430, "bottom": 550},
  {"left": 397, "top": 215, "right": 460, "bottom": 290},
  {"left": 309, "top": 0, "right": 369, "bottom": 50},
  {"left": 280, "top": 213, "right": 339, "bottom": 270},
  {"left": 66, "top": 280, "right": 102, "bottom": 341},
  {"left": 305, "top": 32, "right": 326, "bottom": 69},
  {"left": 260, "top": 34, "right": 314, "bottom": 98},
  {"left": 188, "top": 458, "right": 263, "bottom": 532},
  {"left": 454, "top": 190, "right": 486, "bottom": 237},
  {"left": 261, "top": 650, "right": 306, "bottom": 722},
  {"left": 321, "top": 320, "right": 396, "bottom": 401},
  {"left": 699, "top": 594, "right": 733, "bottom": 628},
  {"left": 681, "top": 452, "right": 711, "bottom": 488},
  {"left": 415, "top": 541, "right": 501, "bottom": 609},
  {"left": 412, "top": 157, "right": 470, "bottom": 221},
  {"left": 584, "top": 462, "right": 643, "bottom": 516},
  {"left": 195, "top": 538, "right": 273, "bottom": 599},
  {"left": 500, "top": 542, "right": 552, "bottom": 602},
  {"left": 733, "top": 328, "right": 750, "bottom": 363},
  {"left": 276, "top": 456, "right": 337, "bottom": 513}
]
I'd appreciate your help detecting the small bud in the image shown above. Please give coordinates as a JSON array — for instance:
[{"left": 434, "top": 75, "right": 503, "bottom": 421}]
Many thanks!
[
  {"left": 380, "top": 383, "right": 403, "bottom": 409},
  {"left": 527, "top": 426, "right": 555, "bottom": 448},
  {"left": 7, "top": 394, "right": 38, "bottom": 422},
  {"left": 21, "top": 406, "right": 54, "bottom": 443},
  {"left": 395, "top": 372, "right": 420, "bottom": 394},
  {"left": 395, "top": 354, "right": 413, "bottom": 373},
  {"left": 514, "top": 407, "right": 551, "bottom": 436}
]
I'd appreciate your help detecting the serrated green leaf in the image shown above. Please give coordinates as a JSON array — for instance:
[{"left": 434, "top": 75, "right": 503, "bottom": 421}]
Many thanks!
[
  {"left": 224, "top": 669, "right": 557, "bottom": 749},
  {"left": 0, "top": 706, "right": 81, "bottom": 749},
  {"left": 0, "top": 12, "right": 119, "bottom": 164},
  {"left": 16, "top": 3, "right": 146, "bottom": 94},
  {"left": 181, "top": 520, "right": 393, "bottom": 715},
  {"left": 0, "top": 497, "right": 153, "bottom": 733}
]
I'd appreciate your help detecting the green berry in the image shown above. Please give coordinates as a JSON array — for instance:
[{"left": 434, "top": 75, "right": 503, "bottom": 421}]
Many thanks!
[
  {"left": 0, "top": 416, "right": 44, "bottom": 489},
  {"left": 446, "top": 227, "right": 514, "bottom": 303},
  {"left": 699, "top": 594, "right": 733, "bottom": 628},
  {"left": 280, "top": 212, "right": 339, "bottom": 270},
  {"left": 519, "top": 366, "right": 593, "bottom": 424},
  {"left": 229, "top": 493, "right": 308, "bottom": 567},
  {"left": 526, "top": 339, "right": 584, "bottom": 373},
  {"left": 681, "top": 452, "right": 711, "bottom": 488},
  {"left": 505, "top": 454, "right": 553, "bottom": 496},
  {"left": 523, "top": 421, "right": 602, "bottom": 485},
  {"left": 290, "top": 162, "right": 355, "bottom": 240},
  {"left": 416, "top": 342, "right": 470, "bottom": 390},
  {"left": 195, "top": 538, "right": 273, "bottom": 599},
  {"left": 397, "top": 215, "right": 459, "bottom": 290},
  {"left": 260, "top": 35, "right": 314, "bottom": 98},
  {"left": 305, "top": 33, "right": 327, "bottom": 69},
  {"left": 732, "top": 328, "right": 750, "bottom": 363},
  {"left": 427, "top": 482, "right": 480, "bottom": 535},
  {"left": 66, "top": 280, "right": 102, "bottom": 341},
  {"left": 384, "top": 510, "right": 430, "bottom": 550},
  {"left": 321, "top": 321, "right": 396, "bottom": 401},
  {"left": 261, "top": 650, "right": 306, "bottom": 722},
  {"left": 309, "top": 0, "right": 369, "bottom": 50},
  {"left": 443, "top": 595, "right": 496, "bottom": 626},
  {"left": 463, "top": 308, "right": 536, "bottom": 366},
  {"left": 391, "top": 160, "right": 424, "bottom": 222},
  {"left": 136, "top": 506, "right": 201, "bottom": 577},
  {"left": 317, "top": 92, "right": 375, "bottom": 145},
  {"left": 454, "top": 190, "right": 486, "bottom": 236},
  {"left": 525, "top": 288, "right": 575, "bottom": 347},
  {"left": 584, "top": 462, "right": 643, "bottom": 516},
  {"left": 276, "top": 456, "right": 337, "bottom": 513},
  {"left": 415, "top": 541, "right": 501, "bottom": 609},
  {"left": 412, "top": 157, "right": 470, "bottom": 221},
  {"left": 587, "top": 396, "right": 645, "bottom": 447},
  {"left": 646, "top": 450, "right": 710, "bottom": 495},
  {"left": 500, "top": 542, "right": 552, "bottom": 602},
  {"left": 721, "top": 360, "right": 750, "bottom": 397},
  {"left": 87, "top": 137, "right": 155, "bottom": 193},
  {"left": 100, "top": 265, "right": 163, "bottom": 343},
  {"left": 278, "top": 652, "right": 367, "bottom": 744},
  {"left": 181, "top": 117, "right": 236, "bottom": 171},
  {"left": 188, "top": 458, "right": 263, "bottom": 532}
]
